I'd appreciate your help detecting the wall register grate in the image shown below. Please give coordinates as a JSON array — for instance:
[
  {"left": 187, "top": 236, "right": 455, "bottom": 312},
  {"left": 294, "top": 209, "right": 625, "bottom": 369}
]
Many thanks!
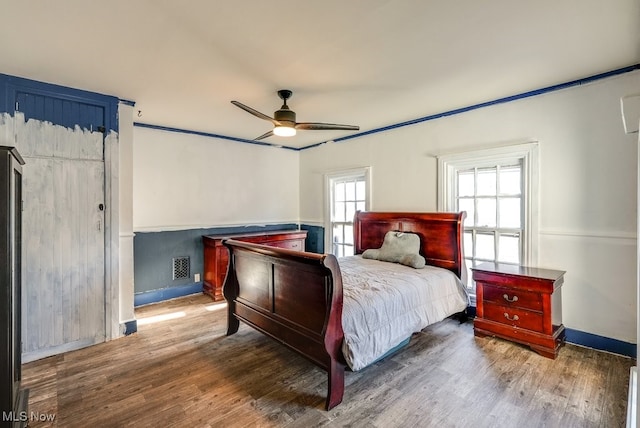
[{"left": 172, "top": 257, "right": 190, "bottom": 280}]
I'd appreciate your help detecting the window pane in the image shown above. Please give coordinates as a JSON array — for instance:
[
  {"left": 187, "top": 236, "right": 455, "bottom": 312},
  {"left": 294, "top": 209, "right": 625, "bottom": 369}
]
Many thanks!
[
  {"left": 335, "top": 182, "right": 345, "bottom": 202},
  {"left": 464, "top": 231, "right": 473, "bottom": 258},
  {"left": 477, "top": 198, "right": 496, "bottom": 227},
  {"left": 346, "top": 203, "right": 356, "bottom": 224},
  {"left": 500, "top": 166, "right": 521, "bottom": 195},
  {"left": 466, "top": 263, "right": 474, "bottom": 291},
  {"left": 329, "top": 171, "right": 369, "bottom": 257},
  {"left": 356, "top": 180, "right": 365, "bottom": 200},
  {"left": 345, "top": 181, "right": 356, "bottom": 201},
  {"left": 458, "top": 170, "right": 474, "bottom": 197},
  {"left": 499, "top": 198, "right": 521, "bottom": 228},
  {"left": 476, "top": 233, "right": 495, "bottom": 260},
  {"left": 334, "top": 202, "right": 345, "bottom": 221},
  {"left": 498, "top": 234, "right": 520, "bottom": 263},
  {"left": 477, "top": 168, "right": 497, "bottom": 196},
  {"left": 459, "top": 198, "right": 474, "bottom": 227},
  {"left": 333, "top": 224, "right": 343, "bottom": 245},
  {"left": 344, "top": 225, "right": 353, "bottom": 245}
]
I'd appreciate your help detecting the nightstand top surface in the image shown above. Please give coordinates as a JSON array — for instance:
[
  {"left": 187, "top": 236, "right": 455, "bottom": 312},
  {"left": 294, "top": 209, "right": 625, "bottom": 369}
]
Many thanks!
[
  {"left": 472, "top": 262, "right": 565, "bottom": 281},
  {"left": 204, "top": 229, "right": 306, "bottom": 239}
]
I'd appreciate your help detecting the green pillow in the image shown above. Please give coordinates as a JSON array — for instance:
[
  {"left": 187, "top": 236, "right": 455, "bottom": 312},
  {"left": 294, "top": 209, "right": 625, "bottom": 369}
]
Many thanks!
[{"left": 362, "top": 231, "right": 426, "bottom": 269}]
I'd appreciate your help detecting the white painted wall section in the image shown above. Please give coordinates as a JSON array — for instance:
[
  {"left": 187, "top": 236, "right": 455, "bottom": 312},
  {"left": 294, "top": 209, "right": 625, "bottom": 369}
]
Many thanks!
[
  {"left": 133, "top": 127, "right": 300, "bottom": 231},
  {"left": 300, "top": 71, "right": 640, "bottom": 344},
  {"left": 118, "top": 103, "right": 135, "bottom": 328}
]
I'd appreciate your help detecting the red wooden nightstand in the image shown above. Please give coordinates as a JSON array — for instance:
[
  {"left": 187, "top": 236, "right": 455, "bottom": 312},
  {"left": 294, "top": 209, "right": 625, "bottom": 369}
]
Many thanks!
[{"left": 472, "top": 262, "right": 566, "bottom": 359}]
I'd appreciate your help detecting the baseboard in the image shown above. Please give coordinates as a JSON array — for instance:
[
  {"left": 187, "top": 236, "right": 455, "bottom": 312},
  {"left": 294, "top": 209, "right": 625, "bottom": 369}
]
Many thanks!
[
  {"left": 564, "top": 328, "right": 636, "bottom": 358},
  {"left": 627, "top": 367, "right": 637, "bottom": 427},
  {"left": 122, "top": 320, "right": 138, "bottom": 335},
  {"left": 134, "top": 282, "right": 203, "bottom": 307},
  {"left": 467, "top": 306, "right": 635, "bottom": 358}
]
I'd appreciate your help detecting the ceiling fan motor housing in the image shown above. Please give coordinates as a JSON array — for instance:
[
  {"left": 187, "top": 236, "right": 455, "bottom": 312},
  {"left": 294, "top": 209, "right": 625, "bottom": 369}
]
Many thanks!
[
  {"left": 274, "top": 89, "right": 296, "bottom": 125},
  {"left": 274, "top": 107, "right": 296, "bottom": 125}
]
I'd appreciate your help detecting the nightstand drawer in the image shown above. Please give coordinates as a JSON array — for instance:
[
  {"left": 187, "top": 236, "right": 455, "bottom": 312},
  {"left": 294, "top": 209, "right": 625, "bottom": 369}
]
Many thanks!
[
  {"left": 482, "top": 284, "right": 543, "bottom": 311},
  {"left": 483, "top": 303, "right": 544, "bottom": 332},
  {"left": 270, "top": 239, "right": 303, "bottom": 251}
]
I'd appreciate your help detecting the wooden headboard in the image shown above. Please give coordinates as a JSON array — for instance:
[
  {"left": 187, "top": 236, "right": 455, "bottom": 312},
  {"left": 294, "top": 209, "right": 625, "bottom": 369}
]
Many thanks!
[{"left": 353, "top": 211, "right": 466, "bottom": 282}]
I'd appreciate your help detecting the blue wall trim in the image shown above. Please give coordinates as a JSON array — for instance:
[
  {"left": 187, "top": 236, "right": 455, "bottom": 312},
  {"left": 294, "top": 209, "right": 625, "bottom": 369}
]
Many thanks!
[
  {"left": 133, "top": 122, "right": 300, "bottom": 151},
  {"left": 0, "top": 73, "right": 119, "bottom": 133},
  {"left": 317, "top": 63, "right": 640, "bottom": 149},
  {"left": 129, "top": 64, "right": 640, "bottom": 151},
  {"left": 565, "top": 328, "right": 636, "bottom": 358},
  {"left": 134, "top": 282, "right": 204, "bottom": 307},
  {"left": 468, "top": 308, "right": 635, "bottom": 357}
]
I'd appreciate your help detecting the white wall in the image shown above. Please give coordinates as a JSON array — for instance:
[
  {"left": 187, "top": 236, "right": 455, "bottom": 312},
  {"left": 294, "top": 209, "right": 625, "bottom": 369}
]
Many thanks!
[
  {"left": 300, "top": 71, "right": 640, "bottom": 343},
  {"left": 133, "top": 127, "right": 300, "bottom": 231},
  {"left": 118, "top": 103, "right": 135, "bottom": 328}
]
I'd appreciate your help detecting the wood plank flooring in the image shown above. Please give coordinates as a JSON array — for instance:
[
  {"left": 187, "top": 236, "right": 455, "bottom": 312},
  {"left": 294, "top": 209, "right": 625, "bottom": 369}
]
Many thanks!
[{"left": 22, "top": 294, "right": 633, "bottom": 427}]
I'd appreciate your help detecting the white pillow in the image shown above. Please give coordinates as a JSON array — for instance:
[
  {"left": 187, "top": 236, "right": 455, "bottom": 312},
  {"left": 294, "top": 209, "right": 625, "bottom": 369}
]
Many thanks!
[{"left": 361, "top": 231, "right": 426, "bottom": 269}]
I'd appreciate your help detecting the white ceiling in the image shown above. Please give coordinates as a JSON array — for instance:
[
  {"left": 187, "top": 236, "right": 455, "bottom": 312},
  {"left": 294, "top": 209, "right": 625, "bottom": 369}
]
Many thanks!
[{"left": 1, "top": 0, "right": 639, "bottom": 148}]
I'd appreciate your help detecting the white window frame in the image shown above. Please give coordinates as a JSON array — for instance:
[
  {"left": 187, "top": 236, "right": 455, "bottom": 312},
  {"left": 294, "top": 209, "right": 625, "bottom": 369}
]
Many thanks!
[
  {"left": 324, "top": 167, "right": 372, "bottom": 256},
  {"left": 437, "top": 142, "right": 539, "bottom": 269}
]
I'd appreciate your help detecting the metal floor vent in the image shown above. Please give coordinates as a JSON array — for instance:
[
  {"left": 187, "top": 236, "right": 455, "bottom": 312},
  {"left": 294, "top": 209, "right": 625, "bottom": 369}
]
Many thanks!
[{"left": 172, "top": 256, "right": 190, "bottom": 280}]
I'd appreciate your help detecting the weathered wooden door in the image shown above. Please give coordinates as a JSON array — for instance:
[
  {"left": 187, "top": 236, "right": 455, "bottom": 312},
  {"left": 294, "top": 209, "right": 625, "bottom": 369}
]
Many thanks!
[{"left": 14, "top": 92, "right": 107, "bottom": 361}]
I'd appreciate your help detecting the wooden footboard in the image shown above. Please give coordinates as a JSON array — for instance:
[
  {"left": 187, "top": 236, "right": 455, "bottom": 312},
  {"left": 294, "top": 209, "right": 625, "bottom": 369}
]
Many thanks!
[
  {"left": 222, "top": 239, "right": 345, "bottom": 410},
  {"left": 222, "top": 211, "right": 466, "bottom": 410}
]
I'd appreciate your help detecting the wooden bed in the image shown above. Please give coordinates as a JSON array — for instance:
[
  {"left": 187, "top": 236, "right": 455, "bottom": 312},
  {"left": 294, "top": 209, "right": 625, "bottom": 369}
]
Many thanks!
[{"left": 222, "top": 211, "right": 466, "bottom": 410}]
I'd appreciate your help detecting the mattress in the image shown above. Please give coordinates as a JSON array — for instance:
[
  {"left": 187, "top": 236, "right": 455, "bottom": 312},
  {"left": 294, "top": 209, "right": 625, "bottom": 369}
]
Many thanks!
[{"left": 339, "top": 255, "right": 469, "bottom": 371}]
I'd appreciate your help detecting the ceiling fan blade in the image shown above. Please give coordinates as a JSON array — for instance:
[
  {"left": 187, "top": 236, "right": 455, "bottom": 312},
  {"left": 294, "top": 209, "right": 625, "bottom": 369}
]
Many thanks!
[
  {"left": 295, "top": 122, "right": 360, "bottom": 131},
  {"left": 254, "top": 130, "right": 274, "bottom": 141},
  {"left": 231, "top": 101, "right": 280, "bottom": 125}
]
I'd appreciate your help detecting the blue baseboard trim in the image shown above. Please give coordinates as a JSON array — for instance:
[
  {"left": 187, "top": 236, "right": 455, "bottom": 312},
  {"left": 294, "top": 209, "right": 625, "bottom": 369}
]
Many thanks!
[
  {"left": 468, "top": 306, "right": 635, "bottom": 358},
  {"left": 134, "top": 282, "right": 203, "bottom": 307},
  {"left": 565, "top": 328, "right": 636, "bottom": 358},
  {"left": 123, "top": 320, "right": 137, "bottom": 335}
]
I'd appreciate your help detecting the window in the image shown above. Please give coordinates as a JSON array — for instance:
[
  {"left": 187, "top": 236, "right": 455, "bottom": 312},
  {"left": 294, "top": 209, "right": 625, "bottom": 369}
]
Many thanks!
[
  {"left": 438, "top": 143, "right": 538, "bottom": 299},
  {"left": 325, "top": 168, "right": 371, "bottom": 257}
]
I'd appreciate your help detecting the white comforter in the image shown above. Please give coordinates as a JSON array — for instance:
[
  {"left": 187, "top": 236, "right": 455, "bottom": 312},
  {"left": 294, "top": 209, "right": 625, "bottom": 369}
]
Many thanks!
[{"left": 339, "top": 256, "right": 469, "bottom": 371}]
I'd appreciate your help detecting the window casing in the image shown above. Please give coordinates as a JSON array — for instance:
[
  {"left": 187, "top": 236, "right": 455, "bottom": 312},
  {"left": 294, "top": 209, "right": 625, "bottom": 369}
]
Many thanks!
[
  {"left": 438, "top": 143, "right": 538, "bottom": 300},
  {"left": 325, "top": 168, "right": 371, "bottom": 257}
]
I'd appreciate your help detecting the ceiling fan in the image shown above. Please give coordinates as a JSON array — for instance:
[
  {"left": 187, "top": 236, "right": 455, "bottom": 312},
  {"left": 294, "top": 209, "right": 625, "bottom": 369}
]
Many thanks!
[{"left": 231, "top": 89, "right": 360, "bottom": 140}]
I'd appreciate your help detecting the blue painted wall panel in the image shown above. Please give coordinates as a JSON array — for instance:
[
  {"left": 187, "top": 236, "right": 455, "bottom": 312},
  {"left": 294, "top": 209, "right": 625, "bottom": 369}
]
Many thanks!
[
  {"left": 133, "top": 224, "right": 324, "bottom": 306},
  {"left": 133, "top": 224, "right": 301, "bottom": 294},
  {"left": 0, "top": 73, "right": 118, "bottom": 133},
  {"left": 300, "top": 224, "right": 324, "bottom": 253},
  {"left": 16, "top": 90, "right": 106, "bottom": 132}
]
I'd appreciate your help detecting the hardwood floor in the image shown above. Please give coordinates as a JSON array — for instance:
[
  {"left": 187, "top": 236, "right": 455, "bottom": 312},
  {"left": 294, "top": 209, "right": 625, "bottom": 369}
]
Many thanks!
[{"left": 22, "top": 294, "right": 633, "bottom": 427}]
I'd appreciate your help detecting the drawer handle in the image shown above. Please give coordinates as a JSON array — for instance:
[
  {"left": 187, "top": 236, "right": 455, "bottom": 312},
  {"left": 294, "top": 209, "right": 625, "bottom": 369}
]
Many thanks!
[
  {"left": 503, "top": 294, "right": 518, "bottom": 303},
  {"left": 503, "top": 312, "right": 519, "bottom": 322}
]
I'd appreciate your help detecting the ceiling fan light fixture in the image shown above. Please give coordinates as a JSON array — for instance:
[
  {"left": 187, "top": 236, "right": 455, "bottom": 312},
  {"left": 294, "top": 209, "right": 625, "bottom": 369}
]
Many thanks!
[
  {"left": 231, "top": 89, "right": 359, "bottom": 141},
  {"left": 273, "top": 125, "right": 296, "bottom": 137}
]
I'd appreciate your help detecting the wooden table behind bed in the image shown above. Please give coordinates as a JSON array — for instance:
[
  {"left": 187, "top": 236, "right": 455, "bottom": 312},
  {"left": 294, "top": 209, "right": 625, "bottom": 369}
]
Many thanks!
[{"left": 222, "top": 211, "right": 466, "bottom": 410}]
